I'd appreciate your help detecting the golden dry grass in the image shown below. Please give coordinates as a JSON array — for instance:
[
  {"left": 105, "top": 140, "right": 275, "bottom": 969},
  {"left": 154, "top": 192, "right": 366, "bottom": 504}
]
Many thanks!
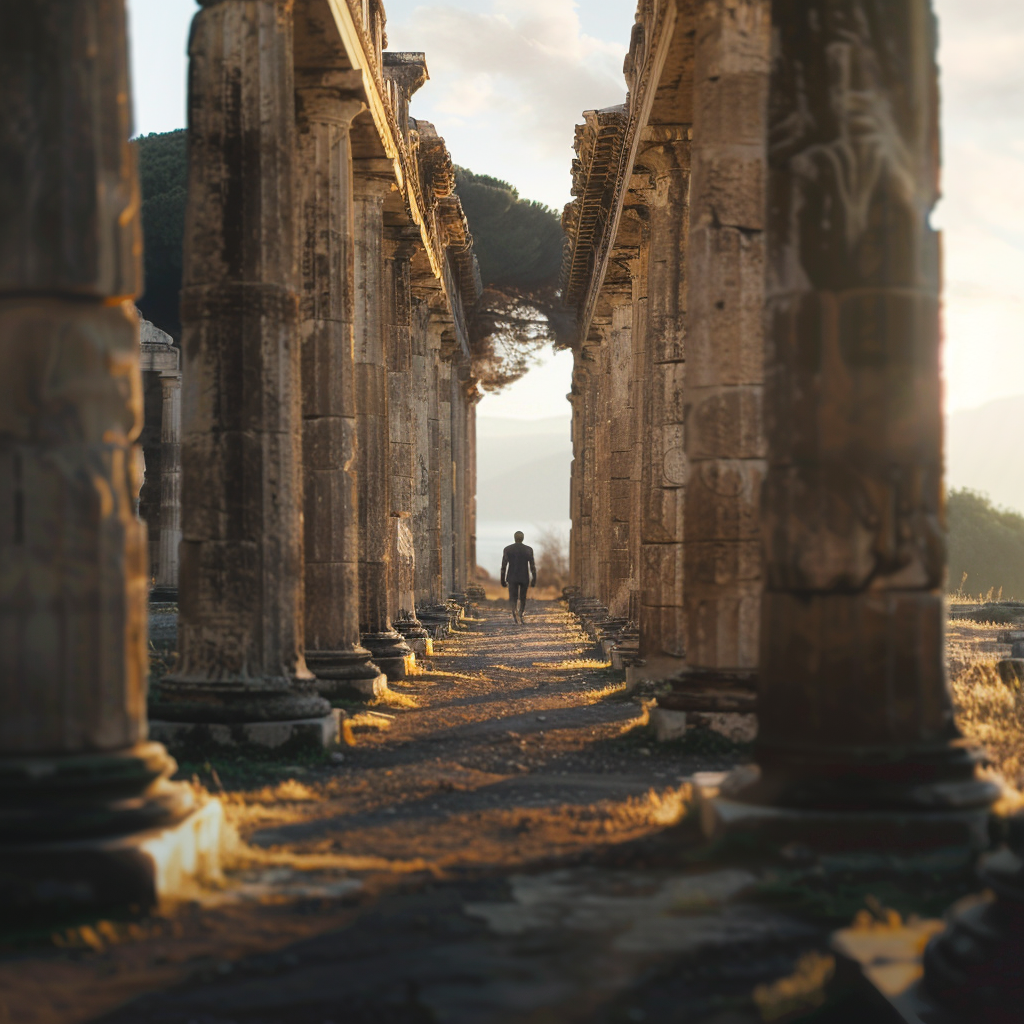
[{"left": 947, "top": 619, "right": 1024, "bottom": 787}]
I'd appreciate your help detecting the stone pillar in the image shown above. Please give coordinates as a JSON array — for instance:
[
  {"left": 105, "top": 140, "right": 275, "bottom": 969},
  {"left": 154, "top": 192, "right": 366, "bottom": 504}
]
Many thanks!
[
  {"left": 413, "top": 315, "right": 448, "bottom": 627},
  {"left": 384, "top": 233, "right": 429, "bottom": 651},
  {"left": 607, "top": 295, "right": 634, "bottom": 619},
  {"left": 439, "top": 345, "right": 454, "bottom": 598},
  {"left": 0, "top": 0, "right": 214, "bottom": 918},
  {"left": 592, "top": 327, "right": 614, "bottom": 611},
  {"left": 627, "top": 218, "right": 650, "bottom": 629},
  {"left": 156, "top": 372, "right": 182, "bottom": 591},
  {"left": 638, "top": 138, "right": 690, "bottom": 678},
  {"left": 294, "top": 79, "right": 385, "bottom": 699},
  {"left": 152, "top": 0, "right": 335, "bottom": 749},
  {"left": 353, "top": 177, "right": 413, "bottom": 678},
  {"left": 449, "top": 358, "right": 471, "bottom": 599},
  {"left": 679, "top": 0, "right": 769, "bottom": 696},
  {"left": 714, "top": 0, "right": 998, "bottom": 858}
]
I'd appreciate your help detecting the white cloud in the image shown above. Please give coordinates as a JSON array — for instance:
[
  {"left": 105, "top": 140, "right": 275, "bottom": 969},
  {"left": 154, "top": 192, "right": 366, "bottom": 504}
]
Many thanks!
[{"left": 386, "top": 0, "right": 628, "bottom": 208}]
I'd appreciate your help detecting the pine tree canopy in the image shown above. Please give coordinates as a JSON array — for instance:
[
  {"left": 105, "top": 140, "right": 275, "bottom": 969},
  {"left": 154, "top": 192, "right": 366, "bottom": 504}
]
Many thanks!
[{"left": 133, "top": 131, "right": 570, "bottom": 389}]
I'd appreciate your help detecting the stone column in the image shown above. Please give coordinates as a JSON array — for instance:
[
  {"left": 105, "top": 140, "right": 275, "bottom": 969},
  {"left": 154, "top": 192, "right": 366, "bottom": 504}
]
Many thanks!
[
  {"left": 384, "top": 233, "right": 429, "bottom": 651},
  {"left": 607, "top": 295, "right": 634, "bottom": 619},
  {"left": 716, "top": 0, "right": 998, "bottom": 857},
  {"left": 0, "top": 0, "right": 208, "bottom": 917},
  {"left": 156, "top": 372, "right": 182, "bottom": 591},
  {"left": 592, "top": 327, "right": 614, "bottom": 611},
  {"left": 678, "top": 0, "right": 769, "bottom": 697},
  {"left": 439, "top": 345, "right": 455, "bottom": 598},
  {"left": 294, "top": 79, "right": 385, "bottom": 698},
  {"left": 638, "top": 137, "right": 690, "bottom": 678},
  {"left": 353, "top": 177, "right": 413, "bottom": 678},
  {"left": 152, "top": 0, "right": 335, "bottom": 749},
  {"left": 449, "top": 357, "right": 471, "bottom": 599},
  {"left": 627, "top": 215, "right": 650, "bottom": 630},
  {"left": 413, "top": 315, "right": 449, "bottom": 633}
]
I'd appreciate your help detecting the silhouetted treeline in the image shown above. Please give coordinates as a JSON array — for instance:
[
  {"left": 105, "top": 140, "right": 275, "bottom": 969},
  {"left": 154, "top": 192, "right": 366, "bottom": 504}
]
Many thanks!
[
  {"left": 948, "top": 488, "right": 1024, "bottom": 600},
  {"left": 136, "top": 130, "right": 187, "bottom": 338}
]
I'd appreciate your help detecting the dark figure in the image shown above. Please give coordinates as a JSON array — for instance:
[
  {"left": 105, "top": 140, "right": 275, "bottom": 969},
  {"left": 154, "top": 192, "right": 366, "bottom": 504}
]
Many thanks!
[{"left": 501, "top": 531, "right": 536, "bottom": 625}]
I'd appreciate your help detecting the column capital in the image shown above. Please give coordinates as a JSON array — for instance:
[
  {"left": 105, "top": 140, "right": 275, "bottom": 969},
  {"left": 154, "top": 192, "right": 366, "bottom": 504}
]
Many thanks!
[
  {"left": 353, "top": 172, "right": 396, "bottom": 201},
  {"left": 295, "top": 81, "right": 366, "bottom": 128}
]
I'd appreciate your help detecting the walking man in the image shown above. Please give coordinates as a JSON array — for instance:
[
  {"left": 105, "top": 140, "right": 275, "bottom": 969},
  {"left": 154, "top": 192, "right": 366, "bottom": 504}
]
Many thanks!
[{"left": 501, "top": 531, "right": 536, "bottom": 625}]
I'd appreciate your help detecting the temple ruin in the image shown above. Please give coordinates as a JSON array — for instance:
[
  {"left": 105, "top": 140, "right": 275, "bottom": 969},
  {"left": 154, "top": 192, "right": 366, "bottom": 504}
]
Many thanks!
[
  {"left": 1, "top": 0, "right": 1021, "bottom": 1016},
  {"left": 0, "top": 0, "right": 481, "bottom": 917}
]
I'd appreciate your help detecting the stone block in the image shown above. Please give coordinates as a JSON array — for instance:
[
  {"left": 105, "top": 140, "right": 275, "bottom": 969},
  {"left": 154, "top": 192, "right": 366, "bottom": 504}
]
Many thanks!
[
  {"left": 651, "top": 707, "right": 688, "bottom": 742},
  {"left": 0, "top": 799, "right": 225, "bottom": 922},
  {"left": 150, "top": 710, "right": 343, "bottom": 754},
  {"left": 684, "top": 385, "right": 765, "bottom": 461},
  {"left": 685, "top": 458, "right": 764, "bottom": 542}
]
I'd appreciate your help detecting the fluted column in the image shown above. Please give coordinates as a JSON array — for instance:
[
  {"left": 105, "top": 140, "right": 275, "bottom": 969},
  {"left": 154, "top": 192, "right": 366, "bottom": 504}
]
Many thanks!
[
  {"left": 156, "top": 372, "right": 182, "bottom": 590},
  {"left": 680, "top": 0, "right": 769, "bottom": 691},
  {"left": 439, "top": 345, "right": 454, "bottom": 597},
  {"left": 0, "top": 0, "right": 196, "bottom": 915},
  {"left": 607, "top": 295, "right": 634, "bottom": 619},
  {"left": 720, "top": 0, "right": 998, "bottom": 855},
  {"left": 384, "top": 233, "right": 428, "bottom": 650},
  {"left": 153, "top": 0, "right": 333, "bottom": 742},
  {"left": 638, "top": 137, "right": 690, "bottom": 677},
  {"left": 294, "top": 80, "right": 385, "bottom": 698},
  {"left": 353, "top": 176, "right": 412, "bottom": 678}
]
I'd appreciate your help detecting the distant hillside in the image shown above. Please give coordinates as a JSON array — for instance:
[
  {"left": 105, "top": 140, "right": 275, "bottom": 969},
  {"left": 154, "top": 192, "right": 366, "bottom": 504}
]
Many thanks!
[
  {"left": 948, "top": 489, "right": 1024, "bottom": 600},
  {"left": 477, "top": 416, "right": 571, "bottom": 521},
  {"left": 947, "top": 395, "right": 1024, "bottom": 514}
]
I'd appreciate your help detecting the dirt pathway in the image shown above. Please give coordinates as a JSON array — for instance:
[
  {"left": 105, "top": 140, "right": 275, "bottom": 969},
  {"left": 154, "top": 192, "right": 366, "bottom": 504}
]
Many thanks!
[{"left": 2, "top": 600, "right": 756, "bottom": 1024}]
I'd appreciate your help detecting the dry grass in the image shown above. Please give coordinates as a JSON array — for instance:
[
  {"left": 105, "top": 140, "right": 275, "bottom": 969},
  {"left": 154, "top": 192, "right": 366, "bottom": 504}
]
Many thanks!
[{"left": 947, "top": 619, "right": 1024, "bottom": 787}]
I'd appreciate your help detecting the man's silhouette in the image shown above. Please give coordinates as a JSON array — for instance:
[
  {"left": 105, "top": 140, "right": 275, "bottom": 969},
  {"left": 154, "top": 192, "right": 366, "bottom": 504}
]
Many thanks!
[{"left": 501, "top": 531, "right": 536, "bottom": 625}]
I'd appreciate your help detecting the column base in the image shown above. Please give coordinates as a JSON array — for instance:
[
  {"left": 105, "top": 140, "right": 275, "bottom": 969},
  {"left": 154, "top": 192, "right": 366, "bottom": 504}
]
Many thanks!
[
  {"left": 149, "top": 710, "right": 343, "bottom": 757},
  {"left": 922, "top": 844, "right": 1024, "bottom": 1023},
  {"left": 695, "top": 764, "right": 999, "bottom": 873},
  {"left": 360, "top": 631, "right": 414, "bottom": 680},
  {"left": 306, "top": 647, "right": 388, "bottom": 699},
  {"left": 465, "top": 584, "right": 487, "bottom": 603},
  {"left": 393, "top": 618, "right": 432, "bottom": 656},
  {"left": 417, "top": 606, "right": 452, "bottom": 640},
  {"left": 0, "top": 800, "right": 224, "bottom": 925}
]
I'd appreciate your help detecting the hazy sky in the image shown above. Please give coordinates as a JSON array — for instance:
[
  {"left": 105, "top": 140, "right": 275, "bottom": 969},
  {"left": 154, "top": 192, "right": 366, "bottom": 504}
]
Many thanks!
[{"left": 126, "top": 0, "right": 1024, "bottom": 421}]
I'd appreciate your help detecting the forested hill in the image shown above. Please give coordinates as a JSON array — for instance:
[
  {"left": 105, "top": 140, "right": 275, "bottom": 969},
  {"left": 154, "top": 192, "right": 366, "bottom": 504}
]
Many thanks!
[
  {"left": 132, "top": 132, "right": 567, "bottom": 370},
  {"left": 136, "top": 130, "right": 187, "bottom": 337},
  {"left": 948, "top": 489, "right": 1024, "bottom": 600}
]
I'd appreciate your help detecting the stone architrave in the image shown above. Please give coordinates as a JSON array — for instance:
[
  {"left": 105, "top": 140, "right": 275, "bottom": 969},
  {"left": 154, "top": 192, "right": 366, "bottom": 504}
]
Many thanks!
[
  {"left": 638, "top": 136, "right": 690, "bottom": 678},
  {"left": 680, "top": 0, "right": 769, "bottom": 691},
  {"left": 294, "top": 78, "right": 386, "bottom": 699},
  {"left": 712, "top": 0, "right": 999, "bottom": 859},
  {"left": 353, "top": 176, "right": 413, "bottom": 678},
  {"left": 151, "top": 0, "right": 336, "bottom": 750},
  {"left": 0, "top": 0, "right": 219, "bottom": 919}
]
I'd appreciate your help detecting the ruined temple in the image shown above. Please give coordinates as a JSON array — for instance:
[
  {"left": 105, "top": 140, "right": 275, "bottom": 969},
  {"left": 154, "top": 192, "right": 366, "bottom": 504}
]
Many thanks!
[{"left": 0, "top": 0, "right": 482, "bottom": 915}]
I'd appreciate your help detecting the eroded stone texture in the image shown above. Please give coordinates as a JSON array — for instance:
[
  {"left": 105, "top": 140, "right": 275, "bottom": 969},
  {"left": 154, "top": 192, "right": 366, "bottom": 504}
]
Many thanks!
[
  {"left": 0, "top": 0, "right": 195, "bottom": 913},
  {"left": 353, "top": 177, "right": 413, "bottom": 678},
  {"left": 638, "top": 138, "right": 690, "bottom": 673},
  {"left": 155, "top": 0, "right": 330, "bottom": 730},
  {"left": 682, "top": 0, "right": 769, "bottom": 681},
  {"left": 294, "top": 79, "right": 384, "bottom": 698},
  {"left": 750, "top": 0, "right": 996, "bottom": 816}
]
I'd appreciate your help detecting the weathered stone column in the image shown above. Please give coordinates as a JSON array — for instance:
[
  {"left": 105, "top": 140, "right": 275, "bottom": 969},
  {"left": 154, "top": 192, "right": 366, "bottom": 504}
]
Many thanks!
[
  {"left": 384, "top": 232, "right": 429, "bottom": 651},
  {"left": 627, "top": 214, "right": 650, "bottom": 629},
  {"left": 151, "top": 0, "right": 335, "bottom": 749},
  {"left": 638, "top": 137, "right": 690, "bottom": 677},
  {"left": 716, "top": 0, "right": 998, "bottom": 857},
  {"left": 607, "top": 294, "right": 634, "bottom": 619},
  {"left": 450, "top": 357, "right": 472, "bottom": 598},
  {"left": 294, "top": 79, "right": 386, "bottom": 698},
  {"left": 353, "top": 176, "right": 413, "bottom": 678},
  {"left": 156, "top": 371, "right": 182, "bottom": 591},
  {"left": 679, "top": 0, "right": 769, "bottom": 694},
  {"left": 439, "top": 345, "right": 455, "bottom": 598},
  {"left": 0, "top": 0, "right": 216, "bottom": 917}
]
